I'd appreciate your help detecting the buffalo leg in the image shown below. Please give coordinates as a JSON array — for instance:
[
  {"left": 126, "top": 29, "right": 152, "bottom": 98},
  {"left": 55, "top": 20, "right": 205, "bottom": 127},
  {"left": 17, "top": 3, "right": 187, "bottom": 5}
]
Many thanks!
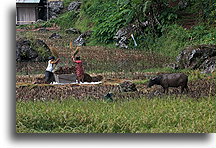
[
  {"left": 185, "top": 85, "right": 189, "bottom": 93},
  {"left": 181, "top": 85, "right": 189, "bottom": 93},
  {"left": 181, "top": 87, "right": 184, "bottom": 93},
  {"left": 162, "top": 87, "right": 166, "bottom": 93},
  {"left": 162, "top": 87, "right": 168, "bottom": 94},
  {"left": 166, "top": 88, "right": 169, "bottom": 94}
]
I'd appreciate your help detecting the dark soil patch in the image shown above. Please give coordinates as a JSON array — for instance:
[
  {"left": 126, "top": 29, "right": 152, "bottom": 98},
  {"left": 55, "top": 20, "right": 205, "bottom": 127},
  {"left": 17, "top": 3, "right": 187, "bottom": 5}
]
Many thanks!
[{"left": 16, "top": 76, "right": 215, "bottom": 101}]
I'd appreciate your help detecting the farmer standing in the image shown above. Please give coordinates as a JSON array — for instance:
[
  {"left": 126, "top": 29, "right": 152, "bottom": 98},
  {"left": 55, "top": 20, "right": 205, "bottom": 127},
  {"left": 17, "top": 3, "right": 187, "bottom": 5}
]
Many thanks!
[
  {"left": 72, "top": 55, "right": 84, "bottom": 83},
  {"left": 45, "top": 56, "right": 60, "bottom": 84}
]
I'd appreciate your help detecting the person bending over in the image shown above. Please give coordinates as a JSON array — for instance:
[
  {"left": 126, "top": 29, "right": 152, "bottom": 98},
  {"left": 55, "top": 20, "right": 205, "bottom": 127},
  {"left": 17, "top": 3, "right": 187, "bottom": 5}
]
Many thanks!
[{"left": 45, "top": 56, "right": 60, "bottom": 84}]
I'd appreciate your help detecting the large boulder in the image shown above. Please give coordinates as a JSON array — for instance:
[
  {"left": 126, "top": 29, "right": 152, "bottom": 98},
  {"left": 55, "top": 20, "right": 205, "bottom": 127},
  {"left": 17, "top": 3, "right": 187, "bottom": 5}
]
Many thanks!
[
  {"left": 176, "top": 44, "right": 216, "bottom": 73},
  {"left": 68, "top": 1, "right": 82, "bottom": 11},
  {"left": 114, "top": 27, "right": 129, "bottom": 49},
  {"left": 16, "top": 39, "right": 38, "bottom": 61},
  {"left": 49, "top": 33, "right": 62, "bottom": 39},
  {"left": 119, "top": 81, "right": 137, "bottom": 92},
  {"left": 16, "top": 38, "right": 51, "bottom": 62},
  {"left": 73, "top": 31, "right": 92, "bottom": 46},
  {"left": 48, "top": 1, "right": 64, "bottom": 19},
  {"left": 114, "top": 24, "right": 141, "bottom": 49},
  {"left": 199, "top": 57, "right": 215, "bottom": 73},
  {"left": 73, "top": 34, "right": 85, "bottom": 46}
]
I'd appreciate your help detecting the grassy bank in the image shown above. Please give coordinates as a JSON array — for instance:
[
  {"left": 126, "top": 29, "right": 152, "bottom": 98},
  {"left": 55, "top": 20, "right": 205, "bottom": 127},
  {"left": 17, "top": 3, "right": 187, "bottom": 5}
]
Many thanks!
[
  {"left": 16, "top": 96, "right": 216, "bottom": 133},
  {"left": 16, "top": 0, "right": 216, "bottom": 58}
]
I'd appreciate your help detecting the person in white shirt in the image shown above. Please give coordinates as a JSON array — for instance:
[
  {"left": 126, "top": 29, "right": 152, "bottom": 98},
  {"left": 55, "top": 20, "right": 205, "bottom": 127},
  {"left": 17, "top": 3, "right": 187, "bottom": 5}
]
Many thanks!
[{"left": 45, "top": 56, "right": 60, "bottom": 84}]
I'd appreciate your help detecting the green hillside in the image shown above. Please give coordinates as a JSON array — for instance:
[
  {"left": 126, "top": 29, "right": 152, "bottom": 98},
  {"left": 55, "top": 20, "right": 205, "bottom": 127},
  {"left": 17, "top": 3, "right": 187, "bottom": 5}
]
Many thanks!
[{"left": 19, "top": 0, "right": 214, "bottom": 56}]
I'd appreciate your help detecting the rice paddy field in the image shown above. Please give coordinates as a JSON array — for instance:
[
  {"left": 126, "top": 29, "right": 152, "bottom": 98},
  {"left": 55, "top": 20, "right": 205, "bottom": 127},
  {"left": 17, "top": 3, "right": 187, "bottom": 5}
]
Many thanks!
[
  {"left": 16, "top": 30, "right": 216, "bottom": 133},
  {"left": 16, "top": 96, "right": 215, "bottom": 133}
]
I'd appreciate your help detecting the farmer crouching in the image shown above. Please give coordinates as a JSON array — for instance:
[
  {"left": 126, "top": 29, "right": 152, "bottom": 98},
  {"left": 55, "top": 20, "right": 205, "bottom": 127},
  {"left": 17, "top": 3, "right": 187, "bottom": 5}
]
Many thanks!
[{"left": 45, "top": 56, "right": 60, "bottom": 84}]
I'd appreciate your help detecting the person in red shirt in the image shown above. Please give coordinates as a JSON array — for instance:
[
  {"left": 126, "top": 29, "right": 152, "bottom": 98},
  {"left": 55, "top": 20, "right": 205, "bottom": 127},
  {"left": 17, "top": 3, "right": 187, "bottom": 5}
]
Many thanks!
[{"left": 72, "top": 56, "right": 84, "bottom": 83}]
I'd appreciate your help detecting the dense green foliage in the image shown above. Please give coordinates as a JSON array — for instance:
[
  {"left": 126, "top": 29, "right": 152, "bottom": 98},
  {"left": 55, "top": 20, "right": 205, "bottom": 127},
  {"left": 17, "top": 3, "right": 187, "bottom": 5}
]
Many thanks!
[
  {"left": 46, "top": 11, "right": 79, "bottom": 29},
  {"left": 16, "top": 97, "right": 215, "bottom": 133},
  {"left": 61, "top": 0, "right": 216, "bottom": 57},
  {"left": 189, "top": 0, "right": 216, "bottom": 23},
  {"left": 80, "top": 1, "right": 213, "bottom": 41},
  {"left": 16, "top": 0, "right": 216, "bottom": 57}
]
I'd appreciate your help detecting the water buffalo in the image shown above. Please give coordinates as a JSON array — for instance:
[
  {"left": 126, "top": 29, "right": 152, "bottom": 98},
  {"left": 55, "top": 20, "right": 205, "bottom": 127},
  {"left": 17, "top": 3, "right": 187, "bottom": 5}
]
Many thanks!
[{"left": 147, "top": 73, "right": 189, "bottom": 93}]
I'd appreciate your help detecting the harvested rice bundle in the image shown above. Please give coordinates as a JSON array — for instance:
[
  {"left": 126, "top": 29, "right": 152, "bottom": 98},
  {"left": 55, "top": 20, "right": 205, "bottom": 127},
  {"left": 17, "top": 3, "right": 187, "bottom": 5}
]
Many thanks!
[
  {"left": 49, "top": 46, "right": 59, "bottom": 58},
  {"left": 70, "top": 41, "right": 81, "bottom": 56}
]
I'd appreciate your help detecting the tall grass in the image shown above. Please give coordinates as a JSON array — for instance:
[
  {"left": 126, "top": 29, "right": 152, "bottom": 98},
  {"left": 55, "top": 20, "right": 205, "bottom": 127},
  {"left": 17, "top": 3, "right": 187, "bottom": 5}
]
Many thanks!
[{"left": 16, "top": 96, "right": 216, "bottom": 133}]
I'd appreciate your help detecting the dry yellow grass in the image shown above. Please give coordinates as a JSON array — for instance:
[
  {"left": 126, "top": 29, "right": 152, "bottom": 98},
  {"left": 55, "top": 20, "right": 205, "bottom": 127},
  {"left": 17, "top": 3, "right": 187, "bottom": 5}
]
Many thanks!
[{"left": 49, "top": 46, "right": 59, "bottom": 58}]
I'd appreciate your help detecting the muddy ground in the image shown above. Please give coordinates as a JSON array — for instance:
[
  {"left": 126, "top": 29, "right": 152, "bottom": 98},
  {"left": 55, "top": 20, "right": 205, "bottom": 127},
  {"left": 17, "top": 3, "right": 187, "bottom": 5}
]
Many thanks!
[
  {"left": 16, "top": 31, "right": 215, "bottom": 101},
  {"left": 16, "top": 73, "right": 215, "bottom": 101}
]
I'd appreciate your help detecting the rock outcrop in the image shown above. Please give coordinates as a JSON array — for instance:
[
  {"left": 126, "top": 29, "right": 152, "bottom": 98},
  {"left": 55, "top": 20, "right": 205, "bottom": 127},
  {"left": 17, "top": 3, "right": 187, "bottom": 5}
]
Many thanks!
[
  {"left": 176, "top": 44, "right": 216, "bottom": 73},
  {"left": 119, "top": 81, "right": 137, "bottom": 92},
  {"left": 49, "top": 33, "right": 62, "bottom": 39},
  {"left": 73, "top": 31, "right": 92, "bottom": 46},
  {"left": 16, "top": 38, "right": 51, "bottom": 62},
  {"left": 199, "top": 57, "right": 215, "bottom": 73},
  {"left": 68, "top": 1, "right": 82, "bottom": 11},
  {"left": 48, "top": 1, "right": 64, "bottom": 19},
  {"left": 16, "top": 39, "right": 38, "bottom": 61},
  {"left": 114, "top": 24, "right": 142, "bottom": 49}
]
